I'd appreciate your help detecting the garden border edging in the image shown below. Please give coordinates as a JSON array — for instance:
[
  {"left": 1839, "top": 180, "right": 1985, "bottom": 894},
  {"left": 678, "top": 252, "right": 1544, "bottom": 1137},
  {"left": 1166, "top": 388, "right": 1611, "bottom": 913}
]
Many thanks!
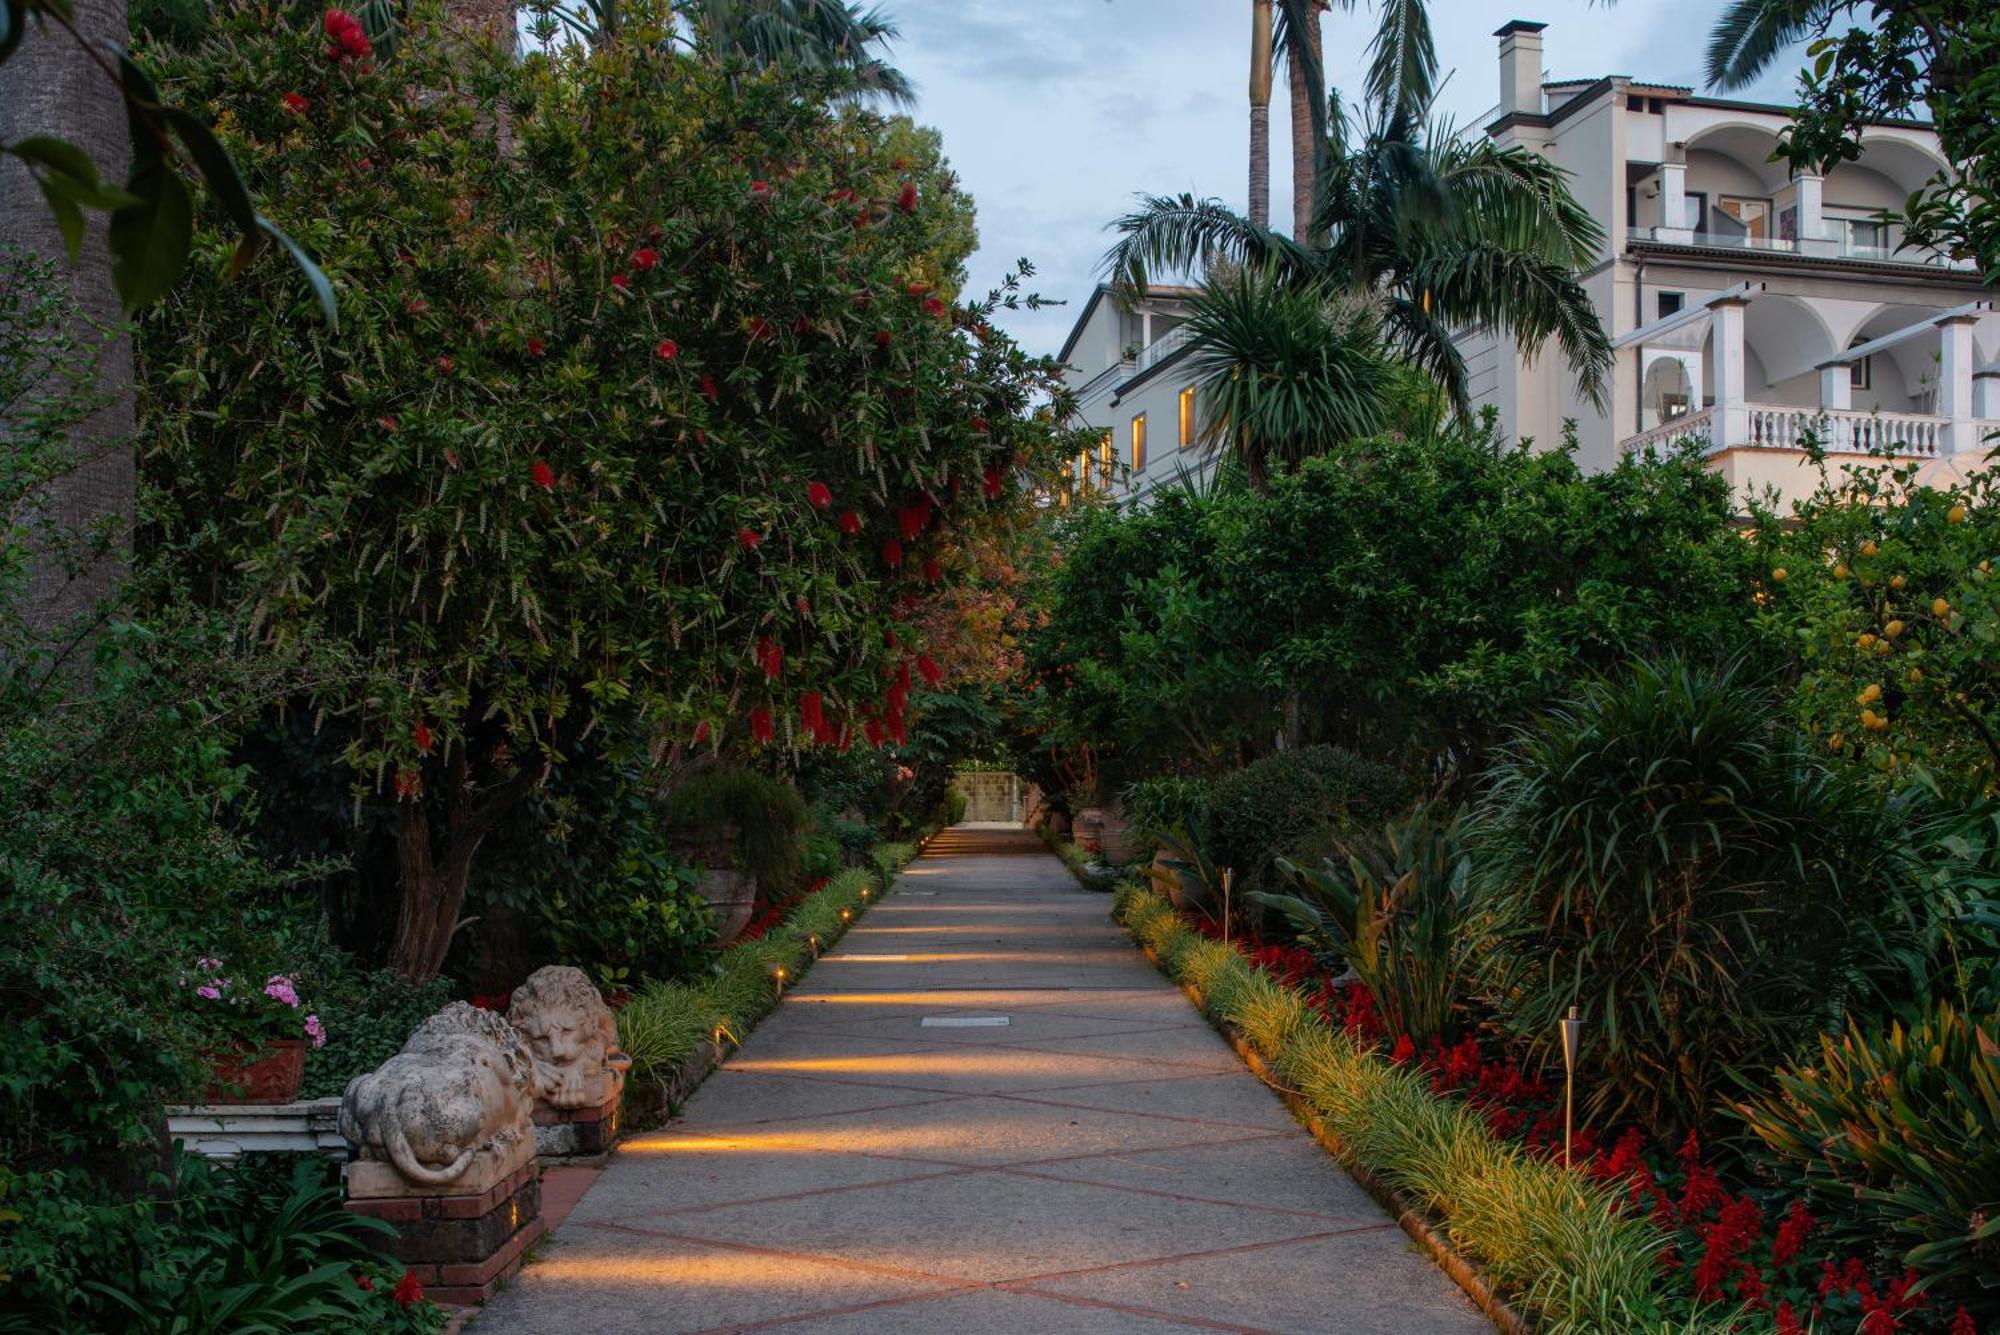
[{"left": 1124, "top": 928, "right": 1533, "bottom": 1335}]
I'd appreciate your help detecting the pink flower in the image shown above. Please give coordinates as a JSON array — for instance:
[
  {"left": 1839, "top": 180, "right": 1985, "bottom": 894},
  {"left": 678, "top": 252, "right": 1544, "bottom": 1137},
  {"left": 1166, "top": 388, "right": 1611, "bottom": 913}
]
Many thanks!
[
  {"left": 304, "top": 1014, "right": 327, "bottom": 1048},
  {"left": 196, "top": 984, "right": 221, "bottom": 1001},
  {"left": 264, "top": 975, "right": 302, "bottom": 1008}
]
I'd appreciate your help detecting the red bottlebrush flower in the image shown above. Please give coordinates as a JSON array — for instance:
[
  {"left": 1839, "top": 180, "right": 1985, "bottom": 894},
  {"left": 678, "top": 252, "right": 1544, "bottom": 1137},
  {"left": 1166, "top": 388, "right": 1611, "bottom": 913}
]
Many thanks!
[
  {"left": 356, "top": 1273, "right": 375, "bottom": 1291},
  {"left": 916, "top": 654, "right": 943, "bottom": 686},
  {"left": 281, "top": 91, "right": 310, "bottom": 114},
  {"left": 527, "top": 337, "right": 546, "bottom": 357},
  {"left": 692, "top": 720, "right": 711, "bottom": 744},
  {"left": 971, "top": 416, "right": 989, "bottom": 433},
  {"left": 892, "top": 156, "right": 910, "bottom": 170},
  {"left": 412, "top": 720, "right": 434, "bottom": 755},
  {"left": 755, "top": 636, "right": 783, "bottom": 680},
  {"left": 873, "top": 330, "right": 893, "bottom": 348},
  {"left": 921, "top": 558, "right": 942, "bottom": 584},
  {"left": 700, "top": 373, "right": 720, "bottom": 403},
  {"left": 800, "top": 692, "right": 825, "bottom": 735},
  {"left": 1773, "top": 1199, "right": 1814, "bottom": 1267},
  {"left": 323, "top": 8, "right": 372, "bottom": 61},
  {"left": 983, "top": 467, "right": 1005, "bottom": 499},
  {"left": 862, "top": 717, "right": 885, "bottom": 748},
  {"left": 609, "top": 272, "right": 631, "bottom": 290},
  {"left": 895, "top": 506, "right": 922, "bottom": 541},
  {"left": 793, "top": 316, "right": 812, "bottom": 336},
  {"left": 435, "top": 355, "right": 454, "bottom": 374},
  {"left": 390, "top": 1270, "right": 422, "bottom": 1305},
  {"left": 737, "top": 527, "right": 761, "bottom": 552},
  {"left": 852, "top": 207, "right": 872, "bottom": 229},
  {"left": 923, "top": 296, "right": 946, "bottom": 318},
  {"left": 407, "top": 296, "right": 429, "bottom": 315},
  {"left": 906, "top": 280, "right": 928, "bottom": 297},
  {"left": 393, "top": 769, "right": 422, "bottom": 800},
  {"left": 378, "top": 416, "right": 398, "bottom": 433},
  {"left": 880, "top": 539, "right": 903, "bottom": 569},
  {"left": 896, "top": 181, "right": 918, "bottom": 212},
  {"left": 1950, "top": 1307, "right": 1977, "bottom": 1335},
  {"left": 749, "top": 180, "right": 772, "bottom": 199},
  {"left": 974, "top": 322, "right": 992, "bottom": 342},
  {"left": 806, "top": 481, "right": 833, "bottom": 510},
  {"left": 656, "top": 338, "right": 678, "bottom": 361},
  {"left": 530, "top": 460, "right": 556, "bottom": 492},
  {"left": 837, "top": 510, "right": 862, "bottom": 536},
  {"left": 749, "top": 707, "right": 774, "bottom": 744},
  {"left": 747, "top": 316, "right": 774, "bottom": 341},
  {"left": 632, "top": 246, "right": 659, "bottom": 271}
]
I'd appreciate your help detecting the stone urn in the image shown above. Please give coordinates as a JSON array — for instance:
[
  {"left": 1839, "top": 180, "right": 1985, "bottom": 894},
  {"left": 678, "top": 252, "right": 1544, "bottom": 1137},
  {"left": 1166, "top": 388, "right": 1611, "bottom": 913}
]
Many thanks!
[
  {"left": 1072, "top": 807, "right": 1104, "bottom": 851},
  {"left": 204, "top": 1039, "right": 306, "bottom": 1104},
  {"left": 1094, "top": 803, "right": 1139, "bottom": 865},
  {"left": 669, "top": 821, "right": 757, "bottom": 945}
]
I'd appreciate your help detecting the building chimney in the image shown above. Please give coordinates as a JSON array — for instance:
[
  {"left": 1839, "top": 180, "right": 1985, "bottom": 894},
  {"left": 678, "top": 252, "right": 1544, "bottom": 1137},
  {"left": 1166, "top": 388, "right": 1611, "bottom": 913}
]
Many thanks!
[{"left": 1495, "top": 20, "right": 1547, "bottom": 118}]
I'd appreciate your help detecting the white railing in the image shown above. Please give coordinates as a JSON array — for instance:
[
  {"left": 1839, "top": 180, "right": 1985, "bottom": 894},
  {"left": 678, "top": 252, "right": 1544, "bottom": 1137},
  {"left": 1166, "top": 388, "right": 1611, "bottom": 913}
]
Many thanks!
[
  {"left": 1744, "top": 406, "right": 1945, "bottom": 456},
  {"left": 1626, "top": 226, "right": 1972, "bottom": 271},
  {"left": 1138, "top": 325, "right": 1194, "bottom": 371},
  {"left": 1622, "top": 407, "right": 1713, "bottom": 454}
]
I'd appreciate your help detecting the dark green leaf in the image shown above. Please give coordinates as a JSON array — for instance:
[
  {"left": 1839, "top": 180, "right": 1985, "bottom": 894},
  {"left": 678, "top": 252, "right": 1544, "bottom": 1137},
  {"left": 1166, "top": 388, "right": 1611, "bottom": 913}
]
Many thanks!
[
  {"left": 258, "top": 216, "right": 338, "bottom": 333},
  {"left": 163, "top": 107, "right": 257, "bottom": 237},
  {"left": 108, "top": 163, "right": 193, "bottom": 310},
  {"left": 33, "top": 176, "right": 86, "bottom": 261}
]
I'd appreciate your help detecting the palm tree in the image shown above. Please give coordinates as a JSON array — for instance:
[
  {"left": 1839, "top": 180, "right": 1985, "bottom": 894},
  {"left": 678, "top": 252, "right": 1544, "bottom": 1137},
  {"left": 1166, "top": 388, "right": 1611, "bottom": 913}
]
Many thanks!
[
  {"left": 1248, "top": 0, "right": 1273, "bottom": 229},
  {"left": 0, "top": 0, "right": 135, "bottom": 654},
  {"left": 1182, "top": 266, "right": 1389, "bottom": 492},
  {"left": 1105, "top": 97, "right": 1612, "bottom": 415},
  {"left": 688, "top": 0, "right": 914, "bottom": 105},
  {"left": 1276, "top": 0, "right": 1325, "bottom": 240},
  {"left": 1701, "top": 0, "right": 1827, "bottom": 90}
]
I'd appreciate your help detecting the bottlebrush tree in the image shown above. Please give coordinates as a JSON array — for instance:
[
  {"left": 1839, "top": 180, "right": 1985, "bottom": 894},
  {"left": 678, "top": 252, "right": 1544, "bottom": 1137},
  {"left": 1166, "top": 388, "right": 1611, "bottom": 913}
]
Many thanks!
[{"left": 140, "top": 0, "right": 1076, "bottom": 979}]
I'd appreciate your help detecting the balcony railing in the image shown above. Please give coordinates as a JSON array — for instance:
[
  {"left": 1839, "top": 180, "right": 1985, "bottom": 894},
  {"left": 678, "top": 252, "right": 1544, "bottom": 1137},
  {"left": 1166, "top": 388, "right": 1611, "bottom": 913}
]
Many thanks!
[
  {"left": 1137, "top": 325, "right": 1194, "bottom": 371},
  {"left": 1626, "top": 226, "right": 1970, "bottom": 270},
  {"left": 1621, "top": 405, "right": 1996, "bottom": 457}
]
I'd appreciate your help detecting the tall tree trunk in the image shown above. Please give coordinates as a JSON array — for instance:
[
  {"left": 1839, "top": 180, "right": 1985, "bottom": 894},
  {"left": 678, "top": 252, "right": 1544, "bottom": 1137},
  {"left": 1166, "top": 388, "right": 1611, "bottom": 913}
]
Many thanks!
[
  {"left": 387, "top": 744, "right": 541, "bottom": 982},
  {"left": 1248, "top": 0, "right": 1272, "bottom": 230},
  {"left": 1287, "top": 3, "right": 1322, "bottom": 240},
  {"left": 0, "top": 0, "right": 135, "bottom": 656}
]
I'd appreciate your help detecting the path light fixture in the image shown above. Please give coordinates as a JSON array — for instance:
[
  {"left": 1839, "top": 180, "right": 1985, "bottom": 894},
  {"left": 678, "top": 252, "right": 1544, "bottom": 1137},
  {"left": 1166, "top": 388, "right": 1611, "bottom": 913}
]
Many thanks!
[
  {"left": 770, "top": 963, "right": 789, "bottom": 996},
  {"left": 808, "top": 933, "right": 821, "bottom": 956},
  {"left": 1559, "top": 1005, "right": 1584, "bottom": 1169},
  {"left": 839, "top": 907, "right": 853, "bottom": 923},
  {"left": 1221, "top": 868, "right": 1235, "bottom": 945}
]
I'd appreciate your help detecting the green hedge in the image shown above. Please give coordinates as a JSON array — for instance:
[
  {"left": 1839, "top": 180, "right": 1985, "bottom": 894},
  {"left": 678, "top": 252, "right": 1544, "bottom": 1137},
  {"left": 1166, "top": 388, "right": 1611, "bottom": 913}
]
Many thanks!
[
  {"left": 1112, "top": 883, "right": 1669, "bottom": 1335},
  {"left": 616, "top": 841, "right": 926, "bottom": 1105}
]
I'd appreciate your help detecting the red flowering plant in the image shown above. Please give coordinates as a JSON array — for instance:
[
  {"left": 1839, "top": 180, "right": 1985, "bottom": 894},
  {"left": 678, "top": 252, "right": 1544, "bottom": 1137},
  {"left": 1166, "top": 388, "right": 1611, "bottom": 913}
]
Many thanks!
[{"left": 140, "top": 0, "right": 1081, "bottom": 980}]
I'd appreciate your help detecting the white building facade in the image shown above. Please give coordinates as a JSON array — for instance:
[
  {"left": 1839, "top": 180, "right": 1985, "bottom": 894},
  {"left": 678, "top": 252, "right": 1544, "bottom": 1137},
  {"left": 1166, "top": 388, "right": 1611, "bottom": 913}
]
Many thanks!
[
  {"left": 1056, "top": 283, "right": 1214, "bottom": 503},
  {"left": 1467, "top": 19, "right": 1998, "bottom": 501}
]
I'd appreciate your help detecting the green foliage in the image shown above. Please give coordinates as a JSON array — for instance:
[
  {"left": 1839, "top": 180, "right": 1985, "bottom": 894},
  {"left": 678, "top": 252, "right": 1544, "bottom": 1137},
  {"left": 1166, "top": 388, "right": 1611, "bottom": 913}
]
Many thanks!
[
  {"left": 1181, "top": 269, "right": 1389, "bottom": 490},
  {"left": 1736, "top": 999, "right": 2000, "bottom": 1318},
  {"left": 1266, "top": 801, "right": 1472, "bottom": 1046},
  {"left": 299, "top": 962, "right": 451, "bottom": 1101},
  {"left": 1476, "top": 655, "right": 1898, "bottom": 1137},
  {"left": 1755, "top": 458, "right": 2000, "bottom": 792},
  {"left": 1121, "top": 775, "right": 1212, "bottom": 838},
  {"left": 0, "top": 1155, "right": 444, "bottom": 1333},
  {"left": 1196, "top": 745, "right": 1408, "bottom": 890},
  {"left": 662, "top": 766, "right": 810, "bottom": 896},
  {"left": 1114, "top": 885, "right": 1667, "bottom": 1332}
]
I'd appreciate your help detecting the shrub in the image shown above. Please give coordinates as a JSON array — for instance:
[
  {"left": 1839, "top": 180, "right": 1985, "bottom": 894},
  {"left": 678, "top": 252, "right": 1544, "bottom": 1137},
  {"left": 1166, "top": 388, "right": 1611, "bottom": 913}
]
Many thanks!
[
  {"left": 1735, "top": 999, "right": 2000, "bottom": 1319},
  {"left": 1476, "top": 655, "right": 1898, "bottom": 1137},
  {"left": 300, "top": 961, "right": 452, "bottom": 1101},
  {"left": 662, "top": 766, "right": 810, "bottom": 898},
  {"left": 1121, "top": 774, "right": 1213, "bottom": 838},
  {"left": 0, "top": 1154, "right": 445, "bottom": 1333},
  {"left": 541, "top": 837, "right": 715, "bottom": 991},
  {"left": 1197, "top": 745, "right": 1409, "bottom": 889},
  {"left": 1265, "top": 801, "right": 1474, "bottom": 1047}
]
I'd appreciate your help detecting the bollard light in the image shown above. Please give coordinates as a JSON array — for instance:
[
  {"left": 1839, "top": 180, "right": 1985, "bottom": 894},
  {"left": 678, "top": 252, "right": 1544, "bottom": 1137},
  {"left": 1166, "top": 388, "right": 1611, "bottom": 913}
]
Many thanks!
[
  {"left": 1559, "top": 1005, "right": 1584, "bottom": 1169},
  {"left": 1221, "top": 867, "right": 1235, "bottom": 946}
]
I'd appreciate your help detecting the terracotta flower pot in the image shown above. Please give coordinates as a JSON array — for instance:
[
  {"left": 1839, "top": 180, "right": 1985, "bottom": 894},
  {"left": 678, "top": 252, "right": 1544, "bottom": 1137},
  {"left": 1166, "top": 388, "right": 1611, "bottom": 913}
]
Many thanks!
[{"left": 204, "top": 1038, "right": 307, "bottom": 1104}]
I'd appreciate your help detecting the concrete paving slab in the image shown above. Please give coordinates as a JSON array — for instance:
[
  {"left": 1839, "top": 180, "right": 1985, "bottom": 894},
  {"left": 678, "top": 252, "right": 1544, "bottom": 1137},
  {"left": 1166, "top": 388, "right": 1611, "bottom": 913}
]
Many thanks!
[{"left": 471, "top": 826, "right": 1490, "bottom": 1335}]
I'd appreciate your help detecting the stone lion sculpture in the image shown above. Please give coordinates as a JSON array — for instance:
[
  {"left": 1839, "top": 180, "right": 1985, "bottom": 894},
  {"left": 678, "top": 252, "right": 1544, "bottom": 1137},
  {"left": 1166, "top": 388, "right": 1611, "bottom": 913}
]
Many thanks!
[
  {"left": 339, "top": 1002, "right": 537, "bottom": 1192},
  {"left": 508, "top": 965, "right": 631, "bottom": 1110}
]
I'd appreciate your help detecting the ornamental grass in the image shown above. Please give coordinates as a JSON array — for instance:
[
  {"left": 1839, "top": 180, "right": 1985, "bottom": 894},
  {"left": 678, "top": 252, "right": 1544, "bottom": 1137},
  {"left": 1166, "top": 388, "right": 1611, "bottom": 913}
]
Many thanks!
[{"left": 1113, "top": 883, "right": 1669, "bottom": 1334}]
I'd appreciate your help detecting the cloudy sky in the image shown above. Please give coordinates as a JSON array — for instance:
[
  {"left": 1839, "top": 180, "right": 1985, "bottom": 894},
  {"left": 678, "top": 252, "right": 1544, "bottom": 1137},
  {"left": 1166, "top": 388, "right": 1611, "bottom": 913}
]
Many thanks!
[{"left": 880, "top": 0, "right": 1806, "bottom": 358}]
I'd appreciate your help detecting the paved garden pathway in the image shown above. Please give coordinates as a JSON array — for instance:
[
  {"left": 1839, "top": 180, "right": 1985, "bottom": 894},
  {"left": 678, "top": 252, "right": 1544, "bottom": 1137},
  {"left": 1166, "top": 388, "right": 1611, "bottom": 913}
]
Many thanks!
[{"left": 472, "top": 826, "right": 1490, "bottom": 1334}]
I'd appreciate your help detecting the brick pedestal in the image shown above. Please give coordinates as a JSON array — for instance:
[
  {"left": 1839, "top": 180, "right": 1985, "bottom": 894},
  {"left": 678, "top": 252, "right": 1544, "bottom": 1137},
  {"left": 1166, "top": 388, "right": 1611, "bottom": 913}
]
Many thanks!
[
  {"left": 533, "top": 1093, "right": 622, "bottom": 1159},
  {"left": 347, "top": 1163, "right": 544, "bottom": 1305}
]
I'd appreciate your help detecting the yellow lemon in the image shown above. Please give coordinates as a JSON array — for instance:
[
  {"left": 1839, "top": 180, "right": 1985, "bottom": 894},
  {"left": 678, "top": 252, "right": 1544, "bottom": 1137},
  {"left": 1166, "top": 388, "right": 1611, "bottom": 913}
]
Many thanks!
[
  {"left": 1857, "top": 633, "right": 1877, "bottom": 649},
  {"left": 1829, "top": 733, "right": 1844, "bottom": 750},
  {"left": 1833, "top": 563, "right": 1850, "bottom": 580},
  {"left": 1857, "top": 683, "right": 1882, "bottom": 704},
  {"left": 1861, "top": 540, "right": 1879, "bottom": 557},
  {"left": 1885, "top": 619, "right": 1906, "bottom": 638},
  {"left": 1890, "top": 574, "right": 1906, "bottom": 590},
  {"left": 1876, "top": 639, "right": 1893, "bottom": 655},
  {"left": 1947, "top": 504, "right": 1967, "bottom": 524},
  {"left": 1933, "top": 598, "right": 1950, "bottom": 617},
  {"left": 1861, "top": 709, "right": 1887, "bottom": 731},
  {"left": 1772, "top": 567, "right": 1788, "bottom": 583}
]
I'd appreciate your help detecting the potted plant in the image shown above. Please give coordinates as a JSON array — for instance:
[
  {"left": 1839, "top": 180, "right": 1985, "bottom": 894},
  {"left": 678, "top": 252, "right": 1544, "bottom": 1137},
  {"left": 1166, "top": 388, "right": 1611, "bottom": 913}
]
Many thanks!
[
  {"left": 661, "top": 766, "right": 808, "bottom": 946},
  {"left": 184, "top": 958, "right": 326, "bottom": 1104}
]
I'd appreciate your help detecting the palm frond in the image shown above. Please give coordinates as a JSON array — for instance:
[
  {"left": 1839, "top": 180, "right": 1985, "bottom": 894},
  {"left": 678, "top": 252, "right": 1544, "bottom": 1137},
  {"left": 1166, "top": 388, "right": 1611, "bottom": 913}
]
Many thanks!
[
  {"left": 1101, "top": 194, "right": 1321, "bottom": 294},
  {"left": 1429, "top": 135, "right": 1604, "bottom": 269},
  {"left": 1378, "top": 294, "right": 1471, "bottom": 420},
  {"left": 1704, "top": 0, "right": 1825, "bottom": 91},
  {"left": 1409, "top": 242, "right": 1613, "bottom": 409},
  {"left": 1365, "top": 0, "right": 1438, "bottom": 127}
]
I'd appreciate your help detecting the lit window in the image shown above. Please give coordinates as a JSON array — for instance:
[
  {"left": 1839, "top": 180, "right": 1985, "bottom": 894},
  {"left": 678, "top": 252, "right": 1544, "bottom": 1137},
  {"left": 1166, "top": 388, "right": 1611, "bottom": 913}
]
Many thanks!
[
  {"left": 1074, "top": 450, "right": 1089, "bottom": 493},
  {"left": 1098, "top": 430, "right": 1113, "bottom": 488},
  {"left": 1179, "top": 386, "right": 1196, "bottom": 447},
  {"left": 1130, "top": 413, "right": 1147, "bottom": 474}
]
